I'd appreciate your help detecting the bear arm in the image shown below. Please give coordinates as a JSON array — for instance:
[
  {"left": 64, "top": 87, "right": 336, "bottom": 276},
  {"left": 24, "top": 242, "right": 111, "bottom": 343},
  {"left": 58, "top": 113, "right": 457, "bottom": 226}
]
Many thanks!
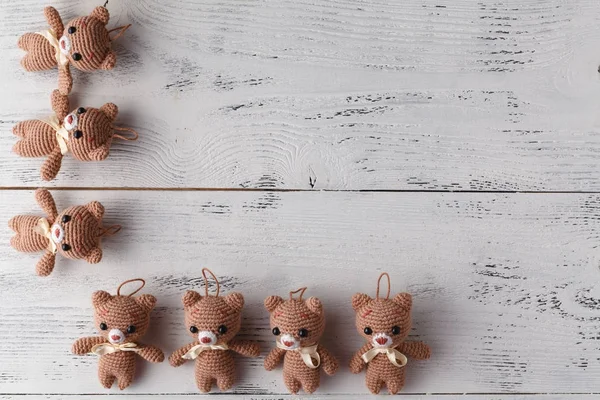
[
  {"left": 168, "top": 342, "right": 198, "bottom": 367},
  {"left": 398, "top": 341, "right": 431, "bottom": 360},
  {"left": 228, "top": 338, "right": 260, "bottom": 357},
  {"left": 58, "top": 65, "right": 72, "bottom": 95},
  {"left": 34, "top": 189, "right": 58, "bottom": 221},
  {"left": 40, "top": 148, "right": 63, "bottom": 181},
  {"left": 35, "top": 251, "right": 56, "bottom": 277},
  {"left": 136, "top": 343, "right": 165, "bottom": 363},
  {"left": 264, "top": 347, "right": 286, "bottom": 371},
  {"left": 349, "top": 343, "right": 372, "bottom": 374},
  {"left": 317, "top": 345, "right": 339, "bottom": 376},
  {"left": 44, "top": 6, "right": 64, "bottom": 36},
  {"left": 71, "top": 336, "right": 105, "bottom": 355},
  {"left": 51, "top": 89, "right": 69, "bottom": 120}
]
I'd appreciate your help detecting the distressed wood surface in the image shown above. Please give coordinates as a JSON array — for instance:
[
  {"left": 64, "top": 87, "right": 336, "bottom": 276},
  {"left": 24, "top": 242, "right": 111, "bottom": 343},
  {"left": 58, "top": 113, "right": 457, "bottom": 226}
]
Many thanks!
[
  {"left": 0, "top": 0, "right": 600, "bottom": 189},
  {"left": 1, "top": 190, "right": 600, "bottom": 395}
]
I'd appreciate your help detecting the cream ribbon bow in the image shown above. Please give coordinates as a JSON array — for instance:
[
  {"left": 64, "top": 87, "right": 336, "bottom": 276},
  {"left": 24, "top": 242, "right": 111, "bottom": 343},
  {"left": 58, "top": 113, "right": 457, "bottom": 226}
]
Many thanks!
[
  {"left": 33, "top": 218, "right": 57, "bottom": 254},
  {"left": 35, "top": 30, "right": 69, "bottom": 66},
  {"left": 90, "top": 342, "right": 140, "bottom": 356},
  {"left": 39, "top": 115, "right": 69, "bottom": 155},
  {"left": 361, "top": 346, "right": 408, "bottom": 368},
  {"left": 276, "top": 342, "right": 321, "bottom": 369},
  {"left": 182, "top": 343, "right": 229, "bottom": 360}
]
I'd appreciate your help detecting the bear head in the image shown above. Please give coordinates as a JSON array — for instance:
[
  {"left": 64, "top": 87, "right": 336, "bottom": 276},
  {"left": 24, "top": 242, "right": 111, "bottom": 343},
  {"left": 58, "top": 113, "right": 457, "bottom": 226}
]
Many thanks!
[
  {"left": 92, "top": 290, "right": 157, "bottom": 345},
  {"left": 49, "top": 201, "right": 104, "bottom": 263},
  {"left": 351, "top": 292, "right": 412, "bottom": 349},
  {"left": 264, "top": 294, "right": 325, "bottom": 350},
  {"left": 182, "top": 290, "right": 245, "bottom": 346},
  {"left": 62, "top": 103, "right": 118, "bottom": 161},
  {"left": 58, "top": 7, "right": 115, "bottom": 71}
]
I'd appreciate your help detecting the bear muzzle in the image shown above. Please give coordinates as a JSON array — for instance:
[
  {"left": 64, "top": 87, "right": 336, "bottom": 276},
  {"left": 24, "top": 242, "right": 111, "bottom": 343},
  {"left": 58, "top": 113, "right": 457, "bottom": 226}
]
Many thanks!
[
  {"left": 279, "top": 333, "right": 299, "bottom": 350},
  {"left": 198, "top": 331, "right": 217, "bottom": 345},
  {"left": 108, "top": 328, "right": 125, "bottom": 344},
  {"left": 50, "top": 223, "right": 64, "bottom": 244},
  {"left": 372, "top": 333, "right": 392, "bottom": 348},
  {"left": 59, "top": 35, "right": 71, "bottom": 54}
]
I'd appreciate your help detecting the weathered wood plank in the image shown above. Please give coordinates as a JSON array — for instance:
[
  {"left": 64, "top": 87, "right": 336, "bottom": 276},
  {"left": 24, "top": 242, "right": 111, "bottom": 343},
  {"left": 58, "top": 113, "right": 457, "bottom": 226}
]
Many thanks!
[
  {"left": 1, "top": 396, "right": 598, "bottom": 400},
  {"left": 1, "top": 0, "right": 600, "bottom": 190},
  {"left": 0, "top": 190, "right": 599, "bottom": 394}
]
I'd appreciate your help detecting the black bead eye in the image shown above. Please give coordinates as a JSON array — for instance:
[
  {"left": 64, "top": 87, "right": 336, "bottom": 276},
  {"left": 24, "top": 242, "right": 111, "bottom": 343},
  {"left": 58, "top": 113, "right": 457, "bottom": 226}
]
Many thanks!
[
  {"left": 99, "top": 322, "right": 108, "bottom": 331},
  {"left": 391, "top": 326, "right": 401, "bottom": 335},
  {"left": 364, "top": 327, "right": 373, "bottom": 335},
  {"left": 74, "top": 130, "right": 83, "bottom": 139},
  {"left": 218, "top": 325, "right": 227, "bottom": 335},
  {"left": 127, "top": 325, "right": 136, "bottom": 334},
  {"left": 298, "top": 328, "right": 308, "bottom": 338},
  {"left": 77, "top": 107, "right": 86, "bottom": 114},
  {"left": 272, "top": 327, "right": 280, "bottom": 336},
  {"left": 68, "top": 26, "right": 76, "bottom": 34},
  {"left": 61, "top": 243, "right": 71, "bottom": 251},
  {"left": 72, "top": 53, "right": 82, "bottom": 61},
  {"left": 189, "top": 326, "right": 198, "bottom": 334},
  {"left": 61, "top": 215, "right": 71, "bottom": 223}
]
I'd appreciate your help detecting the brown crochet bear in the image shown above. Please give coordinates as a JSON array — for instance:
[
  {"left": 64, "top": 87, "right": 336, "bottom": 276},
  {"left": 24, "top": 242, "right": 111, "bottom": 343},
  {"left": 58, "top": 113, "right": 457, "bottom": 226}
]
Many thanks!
[
  {"left": 12, "top": 89, "right": 126, "bottom": 181},
  {"left": 169, "top": 269, "right": 260, "bottom": 392},
  {"left": 8, "top": 188, "right": 117, "bottom": 276},
  {"left": 349, "top": 273, "right": 431, "bottom": 394},
  {"left": 72, "top": 279, "right": 164, "bottom": 390},
  {"left": 18, "top": 6, "right": 129, "bottom": 95},
  {"left": 264, "top": 288, "right": 339, "bottom": 394}
]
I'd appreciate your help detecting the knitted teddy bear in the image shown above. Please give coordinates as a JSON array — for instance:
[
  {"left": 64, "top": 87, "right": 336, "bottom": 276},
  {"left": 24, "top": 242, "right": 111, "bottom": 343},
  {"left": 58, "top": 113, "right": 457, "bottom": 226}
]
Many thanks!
[
  {"left": 12, "top": 90, "right": 135, "bottom": 181},
  {"left": 264, "top": 287, "right": 339, "bottom": 394},
  {"left": 349, "top": 273, "right": 431, "bottom": 394},
  {"left": 8, "top": 188, "right": 119, "bottom": 276},
  {"left": 169, "top": 268, "right": 260, "bottom": 392},
  {"left": 18, "top": 6, "right": 129, "bottom": 95},
  {"left": 72, "top": 279, "right": 165, "bottom": 389}
]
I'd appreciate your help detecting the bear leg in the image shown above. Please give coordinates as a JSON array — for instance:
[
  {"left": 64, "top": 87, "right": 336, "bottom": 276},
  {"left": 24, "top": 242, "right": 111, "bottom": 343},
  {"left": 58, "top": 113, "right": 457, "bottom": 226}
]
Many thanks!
[
  {"left": 283, "top": 374, "right": 301, "bottom": 394},
  {"left": 386, "top": 378, "right": 404, "bottom": 394},
  {"left": 301, "top": 378, "right": 320, "bottom": 394},
  {"left": 9, "top": 215, "right": 47, "bottom": 252},
  {"left": 117, "top": 371, "right": 134, "bottom": 390},
  {"left": 18, "top": 33, "right": 56, "bottom": 71},
  {"left": 98, "top": 369, "right": 116, "bottom": 389},
  {"left": 366, "top": 375, "right": 384, "bottom": 394},
  {"left": 12, "top": 122, "right": 25, "bottom": 137},
  {"left": 216, "top": 372, "right": 235, "bottom": 392},
  {"left": 195, "top": 376, "right": 213, "bottom": 393}
]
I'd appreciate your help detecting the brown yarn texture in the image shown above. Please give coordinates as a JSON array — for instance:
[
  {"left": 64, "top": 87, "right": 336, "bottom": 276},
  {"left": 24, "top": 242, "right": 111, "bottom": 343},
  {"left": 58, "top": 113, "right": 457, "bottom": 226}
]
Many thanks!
[
  {"left": 9, "top": 189, "right": 110, "bottom": 276},
  {"left": 349, "top": 275, "right": 431, "bottom": 394},
  {"left": 264, "top": 289, "right": 339, "bottom": 394},
  {"left": 12, "top": 90, "right": 119, "bottom": 181},
  {"left": 169, "top": 285, "right": 260, "bottom": 392},
  {"left": 72, "top": 284, "right": 164, "bottom": 389},
  {"left": 18, "top": 6, "right": 121, "bottom": 95}
]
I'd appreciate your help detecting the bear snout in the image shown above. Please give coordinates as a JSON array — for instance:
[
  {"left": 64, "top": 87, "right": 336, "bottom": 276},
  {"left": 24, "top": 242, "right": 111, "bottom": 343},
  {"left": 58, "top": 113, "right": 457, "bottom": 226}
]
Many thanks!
[{"left": 108, "top": 328, "right": 124, "bottom": 344}]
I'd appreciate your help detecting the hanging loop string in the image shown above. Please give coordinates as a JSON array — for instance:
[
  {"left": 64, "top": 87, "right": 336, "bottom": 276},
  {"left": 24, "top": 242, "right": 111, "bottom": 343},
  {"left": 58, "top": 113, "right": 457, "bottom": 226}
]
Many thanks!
[
  {"left": 114, "top": 126, "right": 139, "bottom": 141},
  {"left": 376, "top": 272, "right": 391, "bottom": 300},
  {"left": 202, "top": 268, "right": 220, "bottom": 297},
  {"left": 117, "top": 278, "right": 145, "bottom": 297},
  {"left": 103, "top": 0, "right": 109, "bottom": 7},
  {"left": 289, "top": 287, "right": 307, "bottom": 301},
  {"left": 99, "top": 225, "right": 121, "bottom": 237},
  {"left": 108, "top": 25, "right": 131, "bottom": 42}
]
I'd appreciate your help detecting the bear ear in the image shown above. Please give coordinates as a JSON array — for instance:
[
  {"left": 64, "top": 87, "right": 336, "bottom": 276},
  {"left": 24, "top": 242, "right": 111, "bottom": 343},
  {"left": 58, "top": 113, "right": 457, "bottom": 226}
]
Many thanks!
[
  {"left": 223, "top": 292, "right": 244, "bottom": 312},
  {"left": 182, "top": 290, "right": 202, "bottom": 309},
  {"left": 92, "top": 290, "right": 112, "bottom": 308},
  {"left": 100, "top": 103, "right": 118, "bottom": 122},
  {"left": 392, "top": 293, "right": 412, "bottom": 310},
  {"left": 305, "top": 297, "right": 323, "bottom": 316},
  {"left": 90, "top": 6, "right": 110, "bottom": 25},
  {"left": 100, "top": 50, "right": 116, "bottom": 70},
  {"left": 85, "top": 201, "right": 105, "bottom": 221},
  {"left": 264, "top": 295, "right": 284, "bottom": 313},
  {"left": 136, "top": 294, "right": 157, "bottom": 312},
  {"left": 85, "top": 247, "right": 103, "bottom": 264},
  {"left": 352, "top": 293, "right": 372, "bottom": 311}
]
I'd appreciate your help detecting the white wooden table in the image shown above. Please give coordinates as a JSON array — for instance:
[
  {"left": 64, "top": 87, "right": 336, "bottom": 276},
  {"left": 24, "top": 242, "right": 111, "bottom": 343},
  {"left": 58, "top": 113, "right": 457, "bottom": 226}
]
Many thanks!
[{"left": 1, "top": 0, "right": 600, "bottom": 398}]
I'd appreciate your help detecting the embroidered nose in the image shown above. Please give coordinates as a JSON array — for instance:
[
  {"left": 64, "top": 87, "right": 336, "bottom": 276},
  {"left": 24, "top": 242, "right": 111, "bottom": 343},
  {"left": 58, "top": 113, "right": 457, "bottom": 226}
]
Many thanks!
[
  {"left": 283, "top": 340, "right": 294, "bottom": 347},
  {"left": 200, "top": 337, "right": 211, "bottom": 344},
  {"left": 111, "top": 335, "right": 121, "bottom": 341},
  {"left": 376, "top": 337, "right": 388, "bottom": 345},
  {"left": 67, "top": 115, "right": 73, "bottom": 124},
  {"left": 60, "top": 40, "right": 66, "bottom": 50}
]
